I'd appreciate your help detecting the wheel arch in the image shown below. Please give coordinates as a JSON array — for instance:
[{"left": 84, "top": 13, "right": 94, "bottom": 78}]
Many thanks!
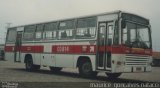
[
  {"left": 24, "top": 54, "right": 32, "bottom": 63},
  {"left": 76, "top": 56, "right": 96, "bottom": 71},
  {"left": 76, "top": 56, "right": 90, "bottom": 67}
]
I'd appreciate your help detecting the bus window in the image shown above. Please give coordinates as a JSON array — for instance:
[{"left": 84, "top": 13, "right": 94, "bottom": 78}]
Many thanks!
[
  {"left": 6, "top": 28, "right": 17, "bottom": 42},
  {"left": 58, "top": 20, "right": 75, "bottom": 39},
  {"left": 44, "top": 22, "right": 58, "bottom": 40},
  {"left": 76, "top": 17, "right": 96, "bottom": 39},
  {"left": 58, "top": 30, "right": 73, "bottom": 39},
  {"left": 35, "top": 24, "right": 44, "bottom": 40},
  {"left": 123, "top": 27, "right": 128, "bottom": 44},
  {"left": 23, "top": 25, "right": 36, "bottom": 41}
]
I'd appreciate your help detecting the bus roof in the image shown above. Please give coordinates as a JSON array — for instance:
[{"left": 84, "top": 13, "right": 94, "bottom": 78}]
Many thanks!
[{"left": 8, "top": 10, "right": 149, "bottom": 28}]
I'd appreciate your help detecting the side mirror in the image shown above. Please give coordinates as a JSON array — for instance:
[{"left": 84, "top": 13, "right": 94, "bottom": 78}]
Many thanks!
[{"left": 121, "top": 20, "right": 126, "bottom": 29}]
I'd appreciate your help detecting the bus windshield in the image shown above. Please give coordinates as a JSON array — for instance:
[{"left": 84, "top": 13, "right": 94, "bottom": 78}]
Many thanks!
[{"left": 122, "top": 21, "right": 151, "bottom": 49}]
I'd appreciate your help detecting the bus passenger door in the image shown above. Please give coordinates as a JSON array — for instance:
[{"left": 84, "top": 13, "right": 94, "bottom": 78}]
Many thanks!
[
  {"left": 15, "top": 31, "right": 22, "bottom": 62},
  {"left": 97, "top": 21, "right": 114, "bottom": 70}
]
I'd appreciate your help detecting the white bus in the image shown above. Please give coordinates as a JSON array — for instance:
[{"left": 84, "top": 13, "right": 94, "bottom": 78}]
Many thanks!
[{"left": 5, "top": 11, "right": 152, "bottom": 78}]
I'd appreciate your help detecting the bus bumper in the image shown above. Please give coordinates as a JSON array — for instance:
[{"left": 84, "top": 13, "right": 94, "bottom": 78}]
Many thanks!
[{"left": 114, "top": 66, "right": 152, "bottom": 73}]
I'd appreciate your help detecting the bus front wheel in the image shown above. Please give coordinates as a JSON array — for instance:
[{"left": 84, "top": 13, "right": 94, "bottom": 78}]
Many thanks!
[
  {"left": 79, "top": 61, "right": 97, "bottom": 77},
  {"left": 105, "top": 73, "right": 122, "bottom": 79}
]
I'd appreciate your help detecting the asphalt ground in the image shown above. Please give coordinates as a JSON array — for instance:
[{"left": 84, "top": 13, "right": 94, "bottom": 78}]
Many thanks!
[{"left": 0, "top": 60, "right": 160, "bottom": 88}]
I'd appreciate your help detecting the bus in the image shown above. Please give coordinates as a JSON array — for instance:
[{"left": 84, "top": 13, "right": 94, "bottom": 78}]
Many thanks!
[{"left": 4, "top": 11, "right": 152, "bottom": 78}]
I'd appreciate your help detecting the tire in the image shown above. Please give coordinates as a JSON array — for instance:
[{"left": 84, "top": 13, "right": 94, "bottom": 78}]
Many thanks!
[
  {"left": 25, "top": 59, "right": 34, "bottom": 71},
  {"left": 50, "top": 67, "right": 62, "bottom": 73},
  {"left": 79, "top": 61, "right": 97, "bottom": 77},
  {"left": 25, "top": 59, "right": 40, "bottom": 71},
  {"left": 106, "top": 73, "right": 122, "bottom": 79}
]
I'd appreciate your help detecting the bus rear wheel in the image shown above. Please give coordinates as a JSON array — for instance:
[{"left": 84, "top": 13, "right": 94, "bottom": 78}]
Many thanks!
[
  {"left": 79, "top": 61, "right": 97, "bottom": 77},
  {"left": 105, "top": 73, "right": 122, "bottom": 79},
  {"left": 25, "top": 59, "right": 40, "bottom": 71},
  {"left": 50, "top": 67, "right": 62, "bottom": 73}
]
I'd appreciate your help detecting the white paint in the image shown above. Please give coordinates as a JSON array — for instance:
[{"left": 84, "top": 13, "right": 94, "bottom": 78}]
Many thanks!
[
  {"left": 90, "top": 46, "right": 94, "bottom": 53},
  {"left": 17, "top": 27, "right": 24, "bottom": 31},
  {"left": 34, "top": 53, "right": 41, "bottom": 65},
  {"left": 97, "top": 14, "right": 118, "bottom": 22},
  {"left": 5, "top": 52, "right": 15, "bottom": 62},
  {"left": 15, "top": 52, "right": 21, "bottom": 62},
  {"left": 41, "top": 54, "right": 55, "bottom": 66}
]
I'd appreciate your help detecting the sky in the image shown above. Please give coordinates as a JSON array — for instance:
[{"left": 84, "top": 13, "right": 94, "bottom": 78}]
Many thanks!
[{"left": 0, "top": 0, "right": 160, "bottom": 51}]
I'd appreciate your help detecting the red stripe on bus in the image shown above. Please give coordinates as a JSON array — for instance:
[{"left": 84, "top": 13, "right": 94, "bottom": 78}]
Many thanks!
[
  {"left": 52, "top": 45, "right": 96, "bottom": 54},
  {"left": 98, "top": 46, "right": 124, "bottom": 54},
  {"left": 5, "top": 45, "right": 151, "bottom": 55},
  {"left": 52, "top": 45, "right": 125, "bottom": 54},
  {"left": 5, "top": 46, "right": 14, "bottom": 52},
  {"left": 52, "top": 45, "right": 152, "bottom": 55},
  {"left": 20, "top": 46, "right": 44, "bottom": 53}
]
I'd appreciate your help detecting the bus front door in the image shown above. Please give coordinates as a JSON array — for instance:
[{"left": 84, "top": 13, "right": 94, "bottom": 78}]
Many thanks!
[
  {"left": 97, "top": 21, "right": 114, "bottom": 71},
  {"left": 14, "top": 31, "right": 22, "bottom": 62}
]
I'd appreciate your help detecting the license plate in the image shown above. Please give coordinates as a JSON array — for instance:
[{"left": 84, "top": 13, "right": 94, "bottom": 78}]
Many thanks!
[{"left": 136, "top": 67, "right": 142, "bottom": 71}]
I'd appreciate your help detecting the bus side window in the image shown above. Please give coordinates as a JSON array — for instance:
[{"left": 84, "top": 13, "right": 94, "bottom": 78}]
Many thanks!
[
  {"left": 43, "top": 22, "right": 58, "bottom": 40},
  {"left": 58, "top": 20, "right": 75, "bottom": 39},
  {"left": 23, "top": 25, "right": 36, "bottom": 41},
  {"left": 76, "top": 17, "right": 96, "bottom": 39},
  {"left": 35, "top": 24, "right": 44, "bottom": 40}
]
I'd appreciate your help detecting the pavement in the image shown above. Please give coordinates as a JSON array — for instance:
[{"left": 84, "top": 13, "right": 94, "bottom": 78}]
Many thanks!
[{"left": 0, "top": 60, "right": 160, "bottom": 88}]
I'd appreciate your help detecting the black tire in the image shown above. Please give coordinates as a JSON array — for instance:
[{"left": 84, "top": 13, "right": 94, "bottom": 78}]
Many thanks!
[
  {"left": 25, "top": 59, "right": 34, "bottom": 71},
  {"left": 79, "top": 61, "right": 97, "bottom": 77},
  {"left": 50, "top": 67, "right": 62, "bottom": 73},
  {"left": 25, "top": 59, "right": 40, "bottom": 71},
  {"left": 106, "top": 73, "right": 122, "bottom": 79}
]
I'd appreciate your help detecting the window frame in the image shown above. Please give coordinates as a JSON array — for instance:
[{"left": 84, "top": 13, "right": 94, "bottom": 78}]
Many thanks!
[
  {"left": 35, "top": 24, "right": 44, "bottom": 40},
  {"left": 58, "top": 19, "right": 76, "bottom": 40},
  {"left": 23, "top": 25, "right": 36, "bottom": 41},
  {"left": 43, "top": 22, "right": 58, "bottom": 40},
  {"left": 121, "top": 20, "right": 152, "bottom": 49},
  {"left": 75, "top": 17, "right": 97, "bottom": 39},
  {"left": 6, "top": 28, "right": 17, "bottom": 43}
]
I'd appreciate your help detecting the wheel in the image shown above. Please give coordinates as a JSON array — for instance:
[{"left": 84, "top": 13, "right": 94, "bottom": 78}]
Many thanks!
[
  {"left": 50, "top": 67, "right": 62, "bottom": 73},
  {"left": 106, "top": 73, "right": 122, "bottom": 79},
  {"left": 25, "top": 59, "right": 34, "bottom": 71},
  {"left": 79, "top": 61, "right": 97, "bottom": 77},
  {"left": 25, "top": 59, "right": 40, "bottom": 71}
]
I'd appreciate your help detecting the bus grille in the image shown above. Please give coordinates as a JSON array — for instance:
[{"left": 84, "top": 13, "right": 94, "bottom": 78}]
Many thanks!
[{"left": 125, "top": 54, "right": 150, "bottom": 66}]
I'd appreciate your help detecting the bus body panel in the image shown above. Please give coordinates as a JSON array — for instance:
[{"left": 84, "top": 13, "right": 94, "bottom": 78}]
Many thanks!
[
  {"left": 4, "top": 11, "right": 152, "bottom": 74},
  {"left": 97, "top": 13, "right": 118, "bottom": 22},
  {"left": 5, "top": 43, "right": 16, "bottom": 62}
]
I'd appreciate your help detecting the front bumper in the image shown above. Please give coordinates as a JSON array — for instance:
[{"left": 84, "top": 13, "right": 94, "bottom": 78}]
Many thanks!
[{"left": 114, "top": 66, "right": 152, "bottom": 73}]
